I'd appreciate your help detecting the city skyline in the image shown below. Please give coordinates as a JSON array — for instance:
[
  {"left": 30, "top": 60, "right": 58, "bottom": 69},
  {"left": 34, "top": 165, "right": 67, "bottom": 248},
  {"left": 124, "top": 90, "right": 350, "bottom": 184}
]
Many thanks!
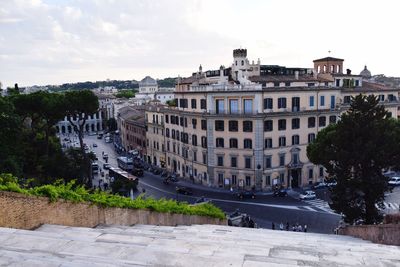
[{"left": 1, "top": 0, "right": 400, "bottom": 88}]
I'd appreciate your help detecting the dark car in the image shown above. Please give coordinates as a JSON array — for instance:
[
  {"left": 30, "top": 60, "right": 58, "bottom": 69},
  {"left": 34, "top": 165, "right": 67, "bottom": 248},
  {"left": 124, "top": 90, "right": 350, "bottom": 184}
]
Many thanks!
[
  {"left": 167, "top": 174, "right": 178, "bottom": 182},
  {"left": 152, "top": 168, "right": 162, "bottom": 175},
  {"left": 176, "top": 186, "right": 193, "bottom": 195},
  {"left": 132, "top": 168, "right": 144, "bottom": 177},
  {"left": 234, "top": 191, "right": 255, "bottom": 199},
  {"left": 273, "top": 189, "right": 288, "bottom": 197}
]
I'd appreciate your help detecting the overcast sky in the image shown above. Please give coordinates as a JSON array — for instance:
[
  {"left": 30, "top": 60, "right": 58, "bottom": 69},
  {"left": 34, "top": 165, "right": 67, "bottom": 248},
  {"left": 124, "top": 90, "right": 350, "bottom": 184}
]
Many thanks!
[{"left": 1, "top": 0, "right": 400, "bottom": 88}]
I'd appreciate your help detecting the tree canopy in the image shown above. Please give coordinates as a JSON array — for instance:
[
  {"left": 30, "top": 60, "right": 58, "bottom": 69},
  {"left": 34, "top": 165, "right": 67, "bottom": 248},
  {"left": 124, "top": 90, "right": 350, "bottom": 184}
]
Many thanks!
[{"left": 307, "top": 94, "right": 400, "bottom": 224}]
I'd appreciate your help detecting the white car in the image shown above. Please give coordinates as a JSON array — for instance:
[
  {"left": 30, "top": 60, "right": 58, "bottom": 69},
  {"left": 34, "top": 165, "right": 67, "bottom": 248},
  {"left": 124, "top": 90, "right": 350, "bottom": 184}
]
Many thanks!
[
  {"left": 299, "top": 190, "right": 316, "bottom": 200},
  {"left": 388, "top": 177, "right": 400, "bottom": 186}
]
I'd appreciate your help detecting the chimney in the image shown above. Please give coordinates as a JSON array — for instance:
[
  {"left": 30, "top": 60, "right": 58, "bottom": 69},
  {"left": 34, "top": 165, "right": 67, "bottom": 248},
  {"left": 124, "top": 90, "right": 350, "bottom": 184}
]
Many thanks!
[
  {"left": 295, "top": 71, "right": 299, "bottom": 80},
  {"left": 346, "top": 69, "right": 351, "bottom": 75}
]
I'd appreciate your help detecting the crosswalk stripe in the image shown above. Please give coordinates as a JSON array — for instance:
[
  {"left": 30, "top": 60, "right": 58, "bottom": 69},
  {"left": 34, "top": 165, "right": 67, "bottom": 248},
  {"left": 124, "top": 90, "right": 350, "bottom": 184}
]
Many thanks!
[{"left": 392, "top": 203, "right": 399, "bottom": 209}]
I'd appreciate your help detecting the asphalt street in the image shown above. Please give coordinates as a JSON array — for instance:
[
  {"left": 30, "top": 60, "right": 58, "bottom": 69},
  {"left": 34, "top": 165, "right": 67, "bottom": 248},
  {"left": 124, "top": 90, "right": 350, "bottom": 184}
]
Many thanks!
[{"left": 83, "top": 134, "right": 341, "bottom": 234}]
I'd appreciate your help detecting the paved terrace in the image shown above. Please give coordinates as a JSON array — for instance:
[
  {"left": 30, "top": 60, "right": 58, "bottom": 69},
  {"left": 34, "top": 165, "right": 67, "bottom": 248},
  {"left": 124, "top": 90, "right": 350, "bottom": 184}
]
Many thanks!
[{"left": 0, "top": 224, "right": 399, "bottom": 266}]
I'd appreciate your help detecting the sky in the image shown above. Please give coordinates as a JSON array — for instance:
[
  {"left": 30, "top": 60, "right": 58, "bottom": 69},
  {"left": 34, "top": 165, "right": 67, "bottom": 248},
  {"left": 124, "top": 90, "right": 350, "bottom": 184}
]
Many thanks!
[{"left": 1, "top": 0, "right": 400, "bottom": 88}]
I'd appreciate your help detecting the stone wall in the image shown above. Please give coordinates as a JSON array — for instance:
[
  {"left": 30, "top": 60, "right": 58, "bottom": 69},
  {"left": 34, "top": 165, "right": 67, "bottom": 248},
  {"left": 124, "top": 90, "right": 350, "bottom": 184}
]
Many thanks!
[
  {"left": 339, "top": 223, "right": 400, "bottom": 246},
  {"left": 0, "top": 191, "right": 226, "bottom": 230}
]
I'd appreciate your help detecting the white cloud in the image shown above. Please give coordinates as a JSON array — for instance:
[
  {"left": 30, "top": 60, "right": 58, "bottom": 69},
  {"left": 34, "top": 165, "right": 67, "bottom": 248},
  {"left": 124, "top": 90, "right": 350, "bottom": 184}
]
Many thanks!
[{"left": 1, "top": 0, "right": 400, "bottom": 87}]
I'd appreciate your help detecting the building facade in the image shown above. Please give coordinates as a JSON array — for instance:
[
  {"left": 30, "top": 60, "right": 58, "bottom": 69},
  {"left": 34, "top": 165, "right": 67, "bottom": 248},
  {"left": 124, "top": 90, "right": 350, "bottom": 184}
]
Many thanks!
[
  {"left": 118, "top": 106, "right": 147, "bottom": 158},
  {"left": 145, "top": 49, "right": 400, "bottom": 190},
  {"left": 56, "top": 111, "right": 104, "bottom": 135}
]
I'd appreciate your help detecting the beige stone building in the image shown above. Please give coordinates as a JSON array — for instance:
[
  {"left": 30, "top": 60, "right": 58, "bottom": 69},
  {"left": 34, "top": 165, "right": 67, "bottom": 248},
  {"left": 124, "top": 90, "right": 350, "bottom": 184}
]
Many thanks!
[
  {"left": 118, "top": 106, "right": 146, "bottom": 158},
  {"left": 145, "top": 49, "right": 400, "bottom": 190}
]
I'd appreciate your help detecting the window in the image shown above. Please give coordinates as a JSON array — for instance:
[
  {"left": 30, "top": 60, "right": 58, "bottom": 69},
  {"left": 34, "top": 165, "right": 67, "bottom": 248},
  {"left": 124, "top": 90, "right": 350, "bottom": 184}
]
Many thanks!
[
  {"left": 266, "top": 175, "right": 271, "bottom": 186},
  {"left": 293, "top": 153, "right": 299, "bottom": 164},
  {"left": 279, "top": 154, "right": 285, "bottom": 167},
  {"left": 166, "top": 128, "right": 170, "bottom": 138},
  {"left": 336, "top": 79, "right": 340, "bottom": 87},
  {"left": 308, "top": 168, "right": 313, "bottom": 179},
  {"left": 319, "top": 116, "right": 326, "bottom": 127},
  {"left": 232, "top": 175, "right": 237, "bottom": 185},
  {"left": 278, "top": 97, "right": 287, "bottom": 109},
  {"left": 191, "top": 99, "right": 197, "bottom": 109},
  {"left": 193, "top": 151, "right": 197, "bottom": 162},
  {"left": 264, "top": 98, "right": 273, "bottom": 109},
  {"left": 192, "top": 118, "right": 197, "bottom": 129},
  {"left": 319, "top": 167, "right": 324, "bottom": 177},
  {"left": 179, "top": 99, "right": 188, "bottom": 108},
  {"left": 308, "top": 117, "right": 316, "bottom": 128},
  {"left": 245, "top": 176, "right": 251, "bottom": 186},
  {"left": 265, "top": 138, "right": 272, "bottom": 148},
  {"left": 231, "top": 157, "right": 237, "bottom": 168},
  {"left": 279, "top": 173, "right": 285, "bottom": 184},
  {"left": 265, "top": 156, "right": 271, "bottom": 168},
  {"left": 229, "top": 99, "right": 239, "bottom": 114},
  {"left": 215, "top": 120, "right": 224, "bottom": 131},
  {"left": 243, "top": 121, "right": 253, "bottom": 132},
  {"left": 291, "top": 118, "right": 300, "bottom": 129},
  {"left": 180, "top": 117, "right": 184, "bottom": 126},
  {"left": 285, "top": 82, "right": 291, "bottom": 87},
  {"left": 216, "top": 99, "right": 224, "bottom": 114},
  {"left": 330, "top": 95, "right": 335, "bottom": 109},
  {"left": 278, "top": 119, "right": 286, "bottom": 130},
  {"left": 308, "top": 83, "right": 315, "bottom": 87},
  {"left": 329, "top": 115, "right": 336, "bottom": 124},
  {"left": 355, "top": 80, "right": 360, "bottom": 87},
  {"left": 200, "top": 99, "right": 207, "bottom": 109},
  {"left": 229, "top": 120, "right": 238, "bottom": 132},
  {"left": 167, "top": 141, "right": 170, "bottom": 151},
  {"left": 203, "top": 153, "right": 207, "bottom": 164},
  {"left": 292, "top": 135, "right": 299, "bottom": 145},
  {"left": 308, "top": 133, "right": 315, "bottom": 143},
  {"left": 245, "top": 158, "right": 251, "bottom": 169},
  {"left": 279, "top": 136, "right": 286, "bottom": 147},
  {"left": 264, "top": 120, "right": 273, "bottom": 132},
  {"left": 229, "top": 138, "right": 238, "bottom": 148},
  {"left": 165, "top": 115, "right": 169, "bottom": 123},
  {"left": 292, "top": 97, "right": 300, "bottom": 112},
  {"left": 192, "top": 135, "right": 197, "bottom": 146},
  {"left": 378, "top": 95, "right": 385, "bottom": 102},
  {"left": 216, "top": 138, "right": 224, "bottom": 148},
  {"left": 217, "top": 156, "right": 224, "bottom": 166},
  {"left": 184, "top": 117, "right": 187, "bottom": 127},
  {"left": 320, "top": 95, "right": 325, "bottom": 106},
  {"left": 309, "top": 96, "right": 314, "bottom": 107},
  {"left": 176, "top": 130, "right": 180, "bottom": 141},
  {"left": 201, "top": 119, "right": 207, "bottom": 130},
  {"left": 201, "top": 136, "right": 207, "bottom": 148},
  {"left": 274, "top": 82, "right": 280, "bottom": 87},
  {"left": 171, "top": 129, "right": 175, "bottom": 139},
  {"left": 244, "top": 139, "right": 252, "bottom": 149},
  {"left": 343, "top": 96, "right": 351, "bottom": 104},
  {"left": 243, "top": 99, "right": 253, "bottom": 114}
]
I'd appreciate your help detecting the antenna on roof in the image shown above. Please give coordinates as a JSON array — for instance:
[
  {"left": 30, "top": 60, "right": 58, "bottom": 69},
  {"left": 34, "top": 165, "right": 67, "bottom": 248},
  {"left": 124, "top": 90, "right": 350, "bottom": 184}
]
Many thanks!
[{"left": 328, "top": 50, "right": 331, "bottom": 55}]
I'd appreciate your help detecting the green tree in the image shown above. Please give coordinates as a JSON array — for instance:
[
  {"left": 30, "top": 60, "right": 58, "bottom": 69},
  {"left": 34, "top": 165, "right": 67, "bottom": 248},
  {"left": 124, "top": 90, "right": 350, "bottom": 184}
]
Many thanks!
[
  {"left": 106, "top": 118, "right": 118, "bottom": 132},
  {"left": 63, "top": 90, "right": 99, "bottom": 185},
  {"left": 307, "top": 94, "right": 400, "bottom": 224}
]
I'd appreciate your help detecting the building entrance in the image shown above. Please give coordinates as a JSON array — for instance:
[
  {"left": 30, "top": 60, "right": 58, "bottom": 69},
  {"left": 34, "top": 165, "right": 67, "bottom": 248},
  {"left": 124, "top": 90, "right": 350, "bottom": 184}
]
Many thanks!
[{"left": 290, "top": 168, "right": 301, "bottom": 188}]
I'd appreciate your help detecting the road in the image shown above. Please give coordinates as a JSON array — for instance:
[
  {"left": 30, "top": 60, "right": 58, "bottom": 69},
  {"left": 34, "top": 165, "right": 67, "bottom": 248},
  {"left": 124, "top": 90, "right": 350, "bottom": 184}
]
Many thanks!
[{"left": 83, "top": 134, "right": 341, "bottom": 234}]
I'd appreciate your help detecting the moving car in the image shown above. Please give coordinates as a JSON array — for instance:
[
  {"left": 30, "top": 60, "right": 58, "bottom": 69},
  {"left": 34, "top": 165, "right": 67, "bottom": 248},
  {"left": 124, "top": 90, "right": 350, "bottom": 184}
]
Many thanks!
[
  {"left": 103, "top": 163, "right": 110, "bottom": 170},
  {"left": 299, "top": 190, "right": 316, "bottom": 200},
  {"left": 273, "top": 189, "right": 288, "bottom": 197},
  {"left": 102, "top": 153, "right": 108, "bottom": 160},
  {"left": 388, "top": 176, "right": 400, "bottom": 186},
  {"left": 93, "top": 143, "right": 98, "bottom": 147},
  {"left": 312, "top": 182, "right": 327, "bottom": 189},
  {"left": 176, "top": 186, "right": 193, "bottom": 195},
  {"left": 132, "top": 168, "right": 144, "bottom": 177},
  {"left": 97, "top": 134, "right": 103, "bottom": 139},
  {"left": 234, "top": 190, "right": 255, "bottom": 199}
]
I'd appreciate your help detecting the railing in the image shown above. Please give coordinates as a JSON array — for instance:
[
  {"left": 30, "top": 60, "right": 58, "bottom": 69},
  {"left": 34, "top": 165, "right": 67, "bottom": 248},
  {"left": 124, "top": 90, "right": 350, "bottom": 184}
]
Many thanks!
[{"left": 190, "top": 84, "right": 262, "bottom": 92}]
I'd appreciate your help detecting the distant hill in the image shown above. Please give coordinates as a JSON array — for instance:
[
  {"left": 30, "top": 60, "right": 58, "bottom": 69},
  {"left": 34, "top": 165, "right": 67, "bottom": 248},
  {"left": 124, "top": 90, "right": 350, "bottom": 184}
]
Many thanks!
[{"left": 157, "top": 77, "right": 177, "bottom": 88}]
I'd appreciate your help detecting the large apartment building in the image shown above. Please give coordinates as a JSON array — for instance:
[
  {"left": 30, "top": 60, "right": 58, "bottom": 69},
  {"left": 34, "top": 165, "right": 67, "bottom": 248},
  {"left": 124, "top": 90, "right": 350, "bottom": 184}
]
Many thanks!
[{"left": 145, "top": 49, "right": 400, "bottom": 191}]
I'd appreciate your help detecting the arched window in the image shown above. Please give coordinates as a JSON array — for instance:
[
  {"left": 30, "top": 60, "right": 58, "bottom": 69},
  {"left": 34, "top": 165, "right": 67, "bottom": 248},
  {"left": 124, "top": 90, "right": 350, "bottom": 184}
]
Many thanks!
[
  {"left": 317, "top": 65, "right": 321, "bottom": 73},
  {"left": 241, "top": 60, "right": 244, "bottom": 66},
  {"left": 323, "top": 65, "right": 327, "bottom": 73},
  {"left": 336, "top": 65, "right": 340, "bottom": 73},
  {"left": 244, "top": 139, "right": 252, "bottom": 149}
]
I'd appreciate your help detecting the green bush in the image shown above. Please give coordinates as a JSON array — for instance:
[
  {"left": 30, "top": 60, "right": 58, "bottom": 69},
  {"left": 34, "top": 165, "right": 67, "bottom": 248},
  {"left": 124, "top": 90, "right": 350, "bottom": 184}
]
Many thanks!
[{"left": 0, "top": 173, "right": 225, "bottom": 219}]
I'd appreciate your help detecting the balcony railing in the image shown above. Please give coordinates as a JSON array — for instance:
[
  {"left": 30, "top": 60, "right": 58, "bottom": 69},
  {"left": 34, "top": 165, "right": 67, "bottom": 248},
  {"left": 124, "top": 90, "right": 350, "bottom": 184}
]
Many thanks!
[{"left": 190, "top": 84, "right": 262, "bottom": 92}]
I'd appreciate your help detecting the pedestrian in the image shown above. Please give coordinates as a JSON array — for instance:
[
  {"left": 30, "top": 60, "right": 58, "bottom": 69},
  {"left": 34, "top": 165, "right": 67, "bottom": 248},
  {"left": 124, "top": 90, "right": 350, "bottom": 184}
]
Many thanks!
[
  {"left": 286, "top": 222, "right": 289, "bottom": 231},
  {"left": 304, "top": 224, "right": 307, "bottom": 233},
  {"left": 292, "top": 225, "right": 296, "bottom": 231},
  {"left": 298, "top": 224, "right": 303, "bottom": 232},
  {"left": 272, "top": 222, "right": 275, "bottom": 230},
  {"left": 279, "top": 222, "right": 284, "bottom": 231}
]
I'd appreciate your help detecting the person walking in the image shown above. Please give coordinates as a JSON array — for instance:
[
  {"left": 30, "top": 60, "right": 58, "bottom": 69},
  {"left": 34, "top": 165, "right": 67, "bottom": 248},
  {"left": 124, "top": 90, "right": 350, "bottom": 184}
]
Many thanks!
[
  {"left": 286, "top": 222, "right": 289, "bottom": 231},
  {"left": 298, "top": 224, "right": 303, "bottom": 232},
  {"left": 279, "top": 222, "right": 284, "bottom": 231},
  {"left": 272, "top": 222, "right": 275, "bottom": 230},
  {"left": 304, "top": 224, "right": 307, "bottom": 233}
]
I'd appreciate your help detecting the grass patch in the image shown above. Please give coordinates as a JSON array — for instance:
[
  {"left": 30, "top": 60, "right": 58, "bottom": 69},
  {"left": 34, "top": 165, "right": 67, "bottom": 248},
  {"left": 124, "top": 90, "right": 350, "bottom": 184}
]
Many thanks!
[{"left": 0, "top": 173, "right": 225, "bottom": 219}]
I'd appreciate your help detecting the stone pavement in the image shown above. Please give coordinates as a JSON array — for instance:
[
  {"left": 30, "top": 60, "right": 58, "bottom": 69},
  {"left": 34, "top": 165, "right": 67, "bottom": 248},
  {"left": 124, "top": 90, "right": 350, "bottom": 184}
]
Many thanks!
[{"left": 0, "top": 224, "right": 399, "bottom": 266}]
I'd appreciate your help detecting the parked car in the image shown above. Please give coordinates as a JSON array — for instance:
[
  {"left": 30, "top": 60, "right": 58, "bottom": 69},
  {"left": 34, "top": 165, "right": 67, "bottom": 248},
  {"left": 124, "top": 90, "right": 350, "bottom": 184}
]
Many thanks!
[
  {"left": 312, "top": 182, "right": 327, "bottom": 189},
  {"left": 273, "top": 189, "right": 288, "bottom": 197},
  {"left": 176, "top": 186, "right": 193, "bottom": 195},
  {"left": 132, "top": 168, "right": 144, "bottom": 177},
  {"left": 234, "top": 190, "right": 255, "bottom": 199},
  {"left": 388, "top": 176, "right": 400, "bottom": 186},
  {"left": 103, "top": 163, "right": 110, "bottom": 170},
  {"left": 299, "top": 190, "right": 316, "bottom": 200},
  {"left": 97, "top": 134, "right": 103, "bottom": 139}
]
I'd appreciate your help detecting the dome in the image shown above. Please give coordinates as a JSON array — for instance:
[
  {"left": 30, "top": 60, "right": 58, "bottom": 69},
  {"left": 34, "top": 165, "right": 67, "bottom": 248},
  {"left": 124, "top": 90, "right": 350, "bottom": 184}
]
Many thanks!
[
  {"left": 360, "top": 65, "right": 371, "bottom": 78},
  {"left": 139, "top": 76, "right": 157, "bottom": 87}
]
